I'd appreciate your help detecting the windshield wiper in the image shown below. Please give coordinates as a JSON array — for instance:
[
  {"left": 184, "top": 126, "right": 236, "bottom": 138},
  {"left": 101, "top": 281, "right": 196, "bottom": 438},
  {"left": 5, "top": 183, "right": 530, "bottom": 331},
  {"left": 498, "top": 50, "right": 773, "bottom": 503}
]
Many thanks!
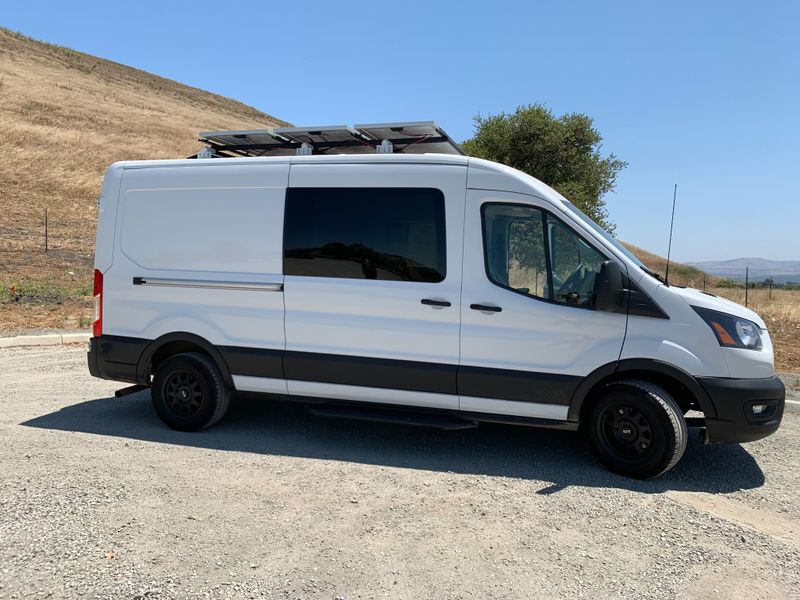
[{"left": 640, "top": 265, "right": 667, "bottom": 284}]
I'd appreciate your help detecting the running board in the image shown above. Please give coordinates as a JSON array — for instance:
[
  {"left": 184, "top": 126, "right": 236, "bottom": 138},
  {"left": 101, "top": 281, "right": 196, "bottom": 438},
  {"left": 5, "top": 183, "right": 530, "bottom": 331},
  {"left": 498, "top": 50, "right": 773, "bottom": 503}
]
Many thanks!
[
  {"left": 114, "top": 384, "right": 149, "bottom": 398},
  {"left": 307, "top": 404, "right": 478, "bottom": 430}
]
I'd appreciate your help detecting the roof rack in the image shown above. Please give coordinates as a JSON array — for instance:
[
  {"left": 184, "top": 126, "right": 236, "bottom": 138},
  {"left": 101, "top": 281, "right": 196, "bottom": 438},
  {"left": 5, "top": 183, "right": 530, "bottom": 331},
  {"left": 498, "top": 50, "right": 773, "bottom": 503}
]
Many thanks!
[{"left": 193, "top": 121, "right": 464, "bottom": 158}]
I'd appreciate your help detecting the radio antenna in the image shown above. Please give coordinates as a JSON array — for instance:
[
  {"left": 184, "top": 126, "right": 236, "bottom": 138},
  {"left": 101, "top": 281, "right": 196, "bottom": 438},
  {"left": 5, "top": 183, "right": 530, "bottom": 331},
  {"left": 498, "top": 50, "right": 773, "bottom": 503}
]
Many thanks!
[{"left": 664, "top": 184, "right": 677, "bottom": 285}]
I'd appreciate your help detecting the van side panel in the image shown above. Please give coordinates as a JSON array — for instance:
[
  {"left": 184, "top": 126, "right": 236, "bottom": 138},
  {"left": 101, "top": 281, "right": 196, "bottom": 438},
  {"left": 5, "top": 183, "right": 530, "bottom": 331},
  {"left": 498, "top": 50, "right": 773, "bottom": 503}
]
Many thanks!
[{"left": 103, "top": 162, "right": 288, "bottom": 360}]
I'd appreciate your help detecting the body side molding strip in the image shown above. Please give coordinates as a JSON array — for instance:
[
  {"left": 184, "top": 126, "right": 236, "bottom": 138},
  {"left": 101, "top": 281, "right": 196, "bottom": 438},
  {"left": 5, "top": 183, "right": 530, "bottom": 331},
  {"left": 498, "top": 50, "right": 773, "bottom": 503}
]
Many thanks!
[{"left": 132, "top": 277, "right": 283, "bottom": 292}]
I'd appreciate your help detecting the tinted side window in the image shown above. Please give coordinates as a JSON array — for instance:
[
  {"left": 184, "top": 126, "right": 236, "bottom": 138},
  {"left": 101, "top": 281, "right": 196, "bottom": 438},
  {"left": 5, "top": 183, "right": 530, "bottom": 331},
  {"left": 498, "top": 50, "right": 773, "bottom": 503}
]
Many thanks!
[
  {"left": 482, "top": 204, "right": 549, "bottom": 299},
  {"left": 284, "top": 188, "right": 446, "bottom": 282},
  {"left": 548, "top": 215, "right": 606, "bottom": 306}
]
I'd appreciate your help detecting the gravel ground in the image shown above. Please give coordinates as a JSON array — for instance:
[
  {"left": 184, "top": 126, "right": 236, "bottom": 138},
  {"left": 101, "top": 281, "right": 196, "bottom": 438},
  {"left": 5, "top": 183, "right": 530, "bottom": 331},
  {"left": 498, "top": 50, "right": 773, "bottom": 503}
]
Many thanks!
[{"left": 1, "top": 345, "right": 799, "bottom": 600}]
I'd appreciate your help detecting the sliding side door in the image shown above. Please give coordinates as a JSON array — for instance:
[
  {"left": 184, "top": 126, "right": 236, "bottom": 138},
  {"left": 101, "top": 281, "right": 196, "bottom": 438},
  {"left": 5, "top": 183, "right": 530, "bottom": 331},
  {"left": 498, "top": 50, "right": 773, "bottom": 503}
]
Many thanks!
[{"left": 283, "top": 161, "right": 467, "bottom": 410}]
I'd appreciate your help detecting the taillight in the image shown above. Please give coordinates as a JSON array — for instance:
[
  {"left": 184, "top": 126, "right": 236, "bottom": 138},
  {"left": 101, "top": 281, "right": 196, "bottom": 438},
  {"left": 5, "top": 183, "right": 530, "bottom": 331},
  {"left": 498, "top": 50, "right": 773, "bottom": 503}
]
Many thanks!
[{"left": 93, "top": 269, "right": 103, "bottom": 337}]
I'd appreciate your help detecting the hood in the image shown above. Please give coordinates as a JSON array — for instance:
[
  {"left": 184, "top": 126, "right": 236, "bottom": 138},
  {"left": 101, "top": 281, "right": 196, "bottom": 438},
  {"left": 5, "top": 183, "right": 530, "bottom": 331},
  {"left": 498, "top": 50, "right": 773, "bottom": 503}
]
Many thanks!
[{"left": 670, "top": 287, "right": 767, "bottom": 329}]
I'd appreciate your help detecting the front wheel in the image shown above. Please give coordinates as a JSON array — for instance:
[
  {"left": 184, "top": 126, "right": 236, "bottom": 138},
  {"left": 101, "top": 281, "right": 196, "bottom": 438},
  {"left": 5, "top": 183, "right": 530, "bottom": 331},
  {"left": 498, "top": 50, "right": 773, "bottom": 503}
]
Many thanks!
[
  {"left": 151, "top": 352, "right": 230, "bottom": 431},
  {"left": 586, "top": 379, "right": 687, "bottom": 478}
]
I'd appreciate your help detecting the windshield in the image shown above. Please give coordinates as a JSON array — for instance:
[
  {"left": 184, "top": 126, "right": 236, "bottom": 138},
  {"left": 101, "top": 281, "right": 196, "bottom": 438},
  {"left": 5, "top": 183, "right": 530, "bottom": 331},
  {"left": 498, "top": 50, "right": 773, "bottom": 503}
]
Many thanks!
[{"left": 561, "top": 200, "right": 646, "bottom": 269}]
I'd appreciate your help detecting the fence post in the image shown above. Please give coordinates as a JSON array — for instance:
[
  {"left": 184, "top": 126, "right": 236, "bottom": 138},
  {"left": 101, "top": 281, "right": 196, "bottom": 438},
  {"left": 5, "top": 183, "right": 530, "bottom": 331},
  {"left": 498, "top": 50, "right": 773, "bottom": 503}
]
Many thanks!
[
  {"left": 745, "top": 266, "right": 749, "bottom": 307},
  {"left": 703, "top": 274, "right": 706, "bottom": 291},
  {"left": 45, "top": 207, "right": 48, "bottom": 253},
  {"left": 769, "top": 280, "right": 772, "bottom": 300}
]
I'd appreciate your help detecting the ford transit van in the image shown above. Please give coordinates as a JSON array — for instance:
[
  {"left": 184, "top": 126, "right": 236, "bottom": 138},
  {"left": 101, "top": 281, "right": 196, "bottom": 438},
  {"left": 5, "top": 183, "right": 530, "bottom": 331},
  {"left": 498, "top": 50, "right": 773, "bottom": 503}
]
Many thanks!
[{"left": 87, "top": 123, "right": 784, "bottom": 478}]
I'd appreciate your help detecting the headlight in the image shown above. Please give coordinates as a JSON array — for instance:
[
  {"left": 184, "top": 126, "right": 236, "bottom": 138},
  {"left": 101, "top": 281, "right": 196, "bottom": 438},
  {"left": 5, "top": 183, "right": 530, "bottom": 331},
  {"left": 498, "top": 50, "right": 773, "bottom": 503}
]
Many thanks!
[
  {"left": 692, "top": 306, "right": 763, "bottom": 350},
  {"left": 735, "top": 320, "right": 761, "bottom": 348}
]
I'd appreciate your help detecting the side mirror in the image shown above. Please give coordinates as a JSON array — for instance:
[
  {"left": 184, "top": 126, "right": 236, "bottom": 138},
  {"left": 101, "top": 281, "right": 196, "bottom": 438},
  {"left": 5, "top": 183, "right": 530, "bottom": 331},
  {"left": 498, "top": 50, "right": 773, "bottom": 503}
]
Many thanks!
[{"left": 595, "top": 260, "right": 625, "bottom": 312}]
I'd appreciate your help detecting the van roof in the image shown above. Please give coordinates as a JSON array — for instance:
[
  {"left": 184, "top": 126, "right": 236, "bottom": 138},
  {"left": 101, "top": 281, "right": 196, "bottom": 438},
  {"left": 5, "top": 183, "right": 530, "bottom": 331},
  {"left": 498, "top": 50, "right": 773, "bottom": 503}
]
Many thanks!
[
  {"left": 111, "top": 152, "right": 471, "bottom": 170},
  {"left": 108, "top": 153, "right": 568, "bottom": 206}
]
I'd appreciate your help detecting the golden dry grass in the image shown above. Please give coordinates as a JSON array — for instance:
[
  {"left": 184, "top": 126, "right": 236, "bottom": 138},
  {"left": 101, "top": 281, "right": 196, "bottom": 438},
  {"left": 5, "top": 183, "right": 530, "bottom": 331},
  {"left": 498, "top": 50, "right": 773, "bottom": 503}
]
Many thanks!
[
  {"left": 715, "top": 288, "right": 800, "bottom": 324},
  {"left": 0, "top": 28, "right": 288, "bottom": 332}
]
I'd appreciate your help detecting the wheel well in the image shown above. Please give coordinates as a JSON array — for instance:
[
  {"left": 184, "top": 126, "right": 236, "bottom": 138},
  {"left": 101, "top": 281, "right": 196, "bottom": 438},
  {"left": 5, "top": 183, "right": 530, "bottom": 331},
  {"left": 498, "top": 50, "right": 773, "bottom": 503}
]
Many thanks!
[
  {"left": 137, "top": 333, "right": 234, "bottom": 389},
  {"left": 579, "top": 370, "right": 702, "bottom": 424},
  {"left": 149, "top": 341, "right": 208, "bottom": 377}
]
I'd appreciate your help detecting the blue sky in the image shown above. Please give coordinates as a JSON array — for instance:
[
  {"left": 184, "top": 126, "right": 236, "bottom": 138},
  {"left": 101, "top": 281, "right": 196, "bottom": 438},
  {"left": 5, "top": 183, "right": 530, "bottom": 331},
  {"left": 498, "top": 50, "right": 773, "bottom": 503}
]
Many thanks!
[{"left": 3, "top": 1, "right": 799, "bottom": 261}]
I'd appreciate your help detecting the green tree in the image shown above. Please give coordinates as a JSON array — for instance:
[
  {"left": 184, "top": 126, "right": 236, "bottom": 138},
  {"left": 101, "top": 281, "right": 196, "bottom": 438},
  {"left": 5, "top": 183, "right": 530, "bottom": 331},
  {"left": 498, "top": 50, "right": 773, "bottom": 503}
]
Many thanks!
[
  {"left": 462, "top": 104, "right": 626, "bottom": 232},
  {"left": 715, "top": 277, "right": 735, "bottom": 289}
]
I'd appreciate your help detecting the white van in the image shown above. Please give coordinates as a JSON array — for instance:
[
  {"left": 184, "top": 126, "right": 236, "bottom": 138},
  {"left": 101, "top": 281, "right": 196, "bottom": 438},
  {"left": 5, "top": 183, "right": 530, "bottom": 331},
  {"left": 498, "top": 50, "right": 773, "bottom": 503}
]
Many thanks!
[{"left": 88, "top": 122, "right": 784, "bottom": 478}]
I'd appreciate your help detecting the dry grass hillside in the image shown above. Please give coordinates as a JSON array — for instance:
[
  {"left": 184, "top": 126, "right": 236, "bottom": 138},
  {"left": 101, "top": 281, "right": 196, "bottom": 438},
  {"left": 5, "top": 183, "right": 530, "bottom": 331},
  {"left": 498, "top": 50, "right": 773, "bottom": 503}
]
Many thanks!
[
  {"left": 621, "top": 243, "right": 712, "bottom": 288},
  {"left": 0, "top": 28, "right": 288, "bottom": 330}
]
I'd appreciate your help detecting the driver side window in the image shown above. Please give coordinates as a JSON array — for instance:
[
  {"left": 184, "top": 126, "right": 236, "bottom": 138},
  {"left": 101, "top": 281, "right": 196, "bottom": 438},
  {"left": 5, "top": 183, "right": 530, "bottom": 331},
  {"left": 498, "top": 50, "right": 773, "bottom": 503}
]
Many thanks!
[
  {"left": 548, "top": 215, "right": 606, "bottom": 307},
  {"left": 482, "top": 203, "right": 607, "bottom": 308}
]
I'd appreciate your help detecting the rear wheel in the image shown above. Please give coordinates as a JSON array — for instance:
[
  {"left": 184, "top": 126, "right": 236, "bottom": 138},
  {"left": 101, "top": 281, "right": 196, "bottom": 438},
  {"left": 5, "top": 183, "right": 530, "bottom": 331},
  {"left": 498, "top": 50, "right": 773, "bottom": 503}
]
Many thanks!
[
  {"left": 586, "top": 379, "right": 687, "bottom": 478},
  {"left": 151, "top": 352, "right": 230, "bottom": 431}
]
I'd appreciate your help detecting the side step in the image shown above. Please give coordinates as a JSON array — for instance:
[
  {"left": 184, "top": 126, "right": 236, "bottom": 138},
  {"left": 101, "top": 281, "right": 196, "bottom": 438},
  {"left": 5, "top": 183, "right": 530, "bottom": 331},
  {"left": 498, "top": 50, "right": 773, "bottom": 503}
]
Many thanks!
[
  {"left": 307, "top": 404, "right": 478, "bottom": 430},
  {"left": 114, "top": 384, "right": 149, "bottom": 398}
]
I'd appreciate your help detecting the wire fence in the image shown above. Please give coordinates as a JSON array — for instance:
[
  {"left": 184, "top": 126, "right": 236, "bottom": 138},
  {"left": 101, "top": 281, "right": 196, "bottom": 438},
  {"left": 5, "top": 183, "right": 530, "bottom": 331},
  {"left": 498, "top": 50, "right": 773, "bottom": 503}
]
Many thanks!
[
  {"left": 0, "top": 208, "right": 93, "bottom": 257},
  {"left": 703, "top": 268, "right": 799, "bottom": 306},
  {"left": 689, "top": 268, "right": 800, "bottom": 314},
  {"left": 654, "top": 272, "right": 797, "bottom": 308}
]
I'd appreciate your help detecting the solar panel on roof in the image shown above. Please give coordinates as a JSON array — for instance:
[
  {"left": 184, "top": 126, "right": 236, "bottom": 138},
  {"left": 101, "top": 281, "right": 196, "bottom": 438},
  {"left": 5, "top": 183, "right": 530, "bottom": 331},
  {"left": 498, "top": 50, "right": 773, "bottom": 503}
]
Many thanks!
[
  {"left": 354, "top": 121, "right": 442, "bottom": 140},
  {"left": 195, "top": 121, "right": 463, "bottom": 158},
  {"left": 353, "top": 121, "right": 461, "bottom": 155},
  {"left": 198, "top": 129, "right": 291, "bottom": 157},
  {"left": 272, "top": 125, "right": 374, "bottom": 155},
  {"left": 273, "top": 125, "right": 359, "bottom": 143}
]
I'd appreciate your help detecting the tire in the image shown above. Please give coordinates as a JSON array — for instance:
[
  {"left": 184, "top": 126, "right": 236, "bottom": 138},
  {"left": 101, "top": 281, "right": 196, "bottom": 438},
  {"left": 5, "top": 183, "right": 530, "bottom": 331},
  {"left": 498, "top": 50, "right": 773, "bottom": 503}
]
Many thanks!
[
  {"left": 586, "top": 379, "right": 687, "bottom": 479},
  {"left": 151, "top": 352, "right": 230, "bottom": 431}
]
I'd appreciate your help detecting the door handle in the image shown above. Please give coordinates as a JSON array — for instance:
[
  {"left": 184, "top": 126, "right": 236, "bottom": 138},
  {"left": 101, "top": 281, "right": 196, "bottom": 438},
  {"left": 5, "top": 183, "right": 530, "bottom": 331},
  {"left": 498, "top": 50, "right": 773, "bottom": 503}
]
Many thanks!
[
  {"left": 421, "top": 298, "right": 452, "bottom": 307},
  {"left": 470, "top": 303, "right": 502, "bottom": 313}
]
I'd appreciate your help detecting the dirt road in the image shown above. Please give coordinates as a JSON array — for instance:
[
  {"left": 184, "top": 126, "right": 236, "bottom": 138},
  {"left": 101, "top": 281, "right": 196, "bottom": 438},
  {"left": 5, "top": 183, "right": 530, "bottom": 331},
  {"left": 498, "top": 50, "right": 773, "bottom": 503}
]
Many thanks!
[{"left": 1, "top": 345, "right": 799, "bottom": 599}]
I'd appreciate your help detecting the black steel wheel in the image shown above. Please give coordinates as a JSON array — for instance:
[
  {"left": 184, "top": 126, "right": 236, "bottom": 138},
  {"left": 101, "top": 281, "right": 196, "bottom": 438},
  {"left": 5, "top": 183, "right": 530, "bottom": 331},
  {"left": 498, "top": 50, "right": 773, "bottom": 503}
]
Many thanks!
[
  {"left": 163, "top": 370, "right": 204, "bottom": 416},
  {"left": 586, "top": 379, "right": 687, "bottom": 478},
  {"left": 597, "top": 404, "right": 654, "bottom": 459},
  {"left": 151, "top": 352, "right": 230, "bottom": 431}
]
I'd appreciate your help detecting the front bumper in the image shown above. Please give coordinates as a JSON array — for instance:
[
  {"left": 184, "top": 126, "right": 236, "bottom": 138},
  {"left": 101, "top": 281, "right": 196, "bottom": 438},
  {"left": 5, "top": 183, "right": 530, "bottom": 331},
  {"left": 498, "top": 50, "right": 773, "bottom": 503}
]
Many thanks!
[{"left": 698, "top": 375, "right": 785, "bottom": 443}]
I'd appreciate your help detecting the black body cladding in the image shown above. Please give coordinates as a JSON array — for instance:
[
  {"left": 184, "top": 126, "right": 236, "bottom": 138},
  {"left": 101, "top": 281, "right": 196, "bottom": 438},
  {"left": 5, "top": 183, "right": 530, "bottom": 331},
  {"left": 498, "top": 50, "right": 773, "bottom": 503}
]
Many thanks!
[{"left": 626, "top": 275, "right": 669, "bottom": 319}]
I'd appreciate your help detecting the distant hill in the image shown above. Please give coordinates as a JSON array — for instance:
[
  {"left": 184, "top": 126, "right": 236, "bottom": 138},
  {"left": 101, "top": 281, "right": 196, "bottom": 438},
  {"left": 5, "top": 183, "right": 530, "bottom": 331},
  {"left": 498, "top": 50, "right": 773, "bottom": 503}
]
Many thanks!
[{"left": 689, "top": 258, "right": 800, "bottom": 283}]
